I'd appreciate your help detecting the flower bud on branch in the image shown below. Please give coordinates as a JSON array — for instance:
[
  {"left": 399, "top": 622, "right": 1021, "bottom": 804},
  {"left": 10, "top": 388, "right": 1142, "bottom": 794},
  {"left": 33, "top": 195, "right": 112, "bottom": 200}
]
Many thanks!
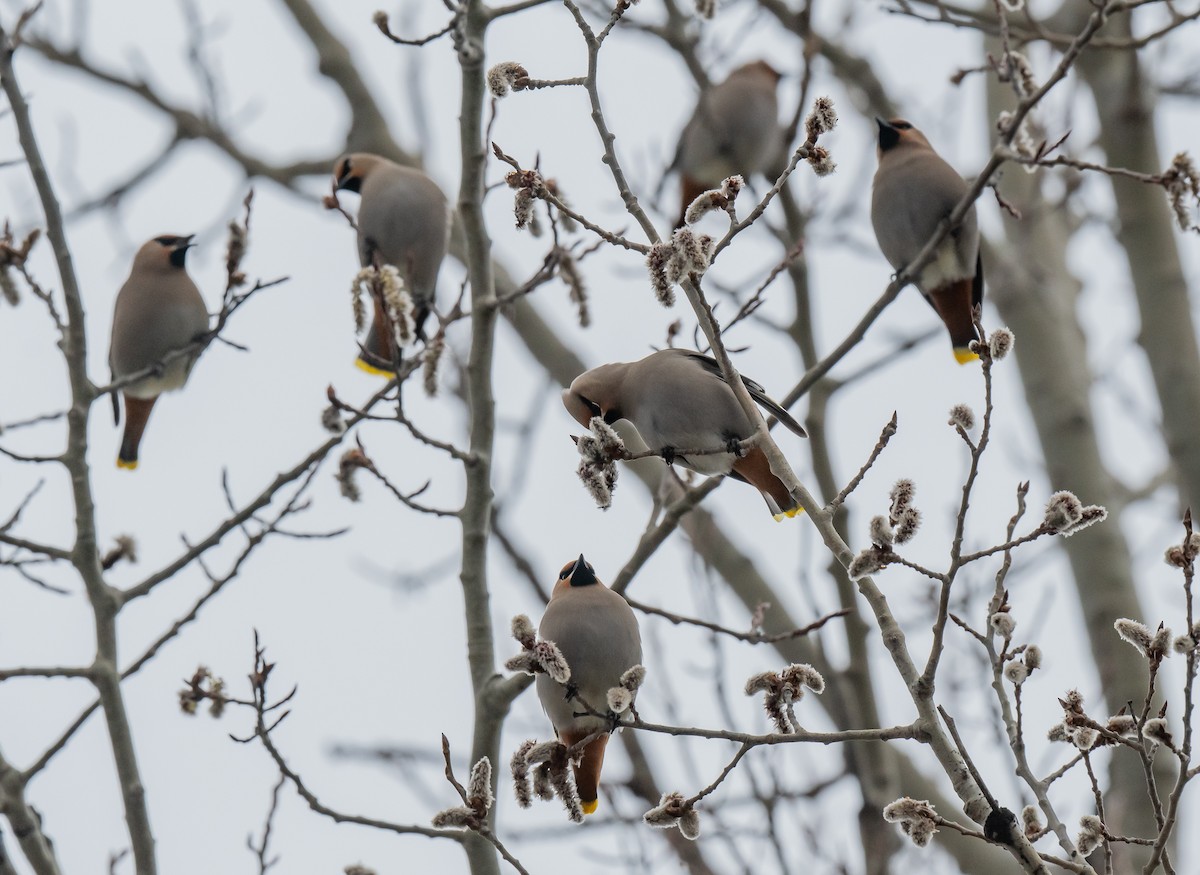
[
  {"left": 883, "top": 797, "right": 939, "bottom": 848},
  {"left": 643, "top": 791, "right": 701, "bottom": 840},
  {"left": 744, "top": 663, "right": 824, "bottom": 733},
  {"left": 487, "top": 61, "right": 530, "bottom": 98}
]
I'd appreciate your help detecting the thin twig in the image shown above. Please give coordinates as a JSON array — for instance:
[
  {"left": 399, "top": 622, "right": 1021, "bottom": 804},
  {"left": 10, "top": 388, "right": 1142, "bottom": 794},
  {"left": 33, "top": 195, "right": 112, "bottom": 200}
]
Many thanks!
[
  {"left": 623, "top": 598, "right": 850, "bottom": 645},
  {"left": 827, "top": 412, "right": 899, "bottom": 511}
]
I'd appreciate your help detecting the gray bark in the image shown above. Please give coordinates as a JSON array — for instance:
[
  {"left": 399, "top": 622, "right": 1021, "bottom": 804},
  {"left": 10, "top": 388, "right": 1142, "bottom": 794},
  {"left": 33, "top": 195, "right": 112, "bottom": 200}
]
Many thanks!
[
  {"left": 984, "top": 47, "right": 1164, "bottom": 866},
  {"left": 1075, "top": 16, "right": 1200, "bottom": 512}
]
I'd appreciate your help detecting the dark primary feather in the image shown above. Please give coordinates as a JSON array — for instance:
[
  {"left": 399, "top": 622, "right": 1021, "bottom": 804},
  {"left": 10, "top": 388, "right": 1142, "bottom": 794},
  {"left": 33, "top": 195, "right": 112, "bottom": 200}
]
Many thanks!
[
  {"left": 678, "top": 351, "right": 807, "bottom": 438},
  {"left": 111, "top": 382, "right": 120, "bottom": 426},
  {"left": 972, "top": 252, "right": 984, "bottom": 310}
]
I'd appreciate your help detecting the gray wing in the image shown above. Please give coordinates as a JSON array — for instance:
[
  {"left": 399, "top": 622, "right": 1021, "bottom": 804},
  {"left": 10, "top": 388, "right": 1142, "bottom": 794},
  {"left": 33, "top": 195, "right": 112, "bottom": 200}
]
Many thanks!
[{"left": 677, "top": 351, "right": 807, "bottom": 438}]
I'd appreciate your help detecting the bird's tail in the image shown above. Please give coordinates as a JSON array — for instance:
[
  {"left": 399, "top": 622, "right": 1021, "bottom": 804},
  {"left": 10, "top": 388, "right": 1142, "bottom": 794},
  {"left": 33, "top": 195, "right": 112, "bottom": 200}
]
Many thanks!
[
  {"left": 117, "top": 395, "right": 157, "bottom": 470},
  {"left": 356, "top": 293, "right": 434, "bottom": 377},
  {"left": 561, "top": 730, "right": 609, "bottom": 815},
  {"left": 730, "top": 446, "right": 803, "bottom": 522},
  {"left": 356, "top": 295, "right": 398, "bottom": 377},
  {"left": 929, "top": 279, "right": 980, "bottom": 364}
]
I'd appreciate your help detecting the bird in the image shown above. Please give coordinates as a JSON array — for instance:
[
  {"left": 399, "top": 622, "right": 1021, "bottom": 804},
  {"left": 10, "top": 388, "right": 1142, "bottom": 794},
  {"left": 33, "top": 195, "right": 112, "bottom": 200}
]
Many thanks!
[
  {"left": 562, "top": 349, "right": 807, "bottom": 519},
  {"left": 333, "top": 153, "right": 451, "bottom": 376},
  {"left": 871, "top": 117, "right": 983, "bottom": 364},
  {"left": 109, "top": 235, "right": 210, "bottom": 470},
  {"left": 670, "top": 61, "right": 784, "bottom": 227},
  {"left": 536, "top": 555, "right": 642, "bottom": 815}
]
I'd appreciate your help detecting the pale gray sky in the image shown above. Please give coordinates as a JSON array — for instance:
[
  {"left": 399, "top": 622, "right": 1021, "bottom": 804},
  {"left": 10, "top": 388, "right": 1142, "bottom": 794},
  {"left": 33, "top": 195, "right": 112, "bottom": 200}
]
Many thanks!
[{"left": 1, "top": 1, "right": 1198, "bottom": 873}]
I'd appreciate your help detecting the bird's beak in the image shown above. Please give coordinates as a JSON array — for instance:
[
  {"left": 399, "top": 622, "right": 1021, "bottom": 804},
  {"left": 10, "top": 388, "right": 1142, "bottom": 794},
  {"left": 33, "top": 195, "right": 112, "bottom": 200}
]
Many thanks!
[
  {"left": 568, "top": 554, "right": 596, "bottom": 587},
  {"left": 335, "top": 170, "right": 361, "bottom": 193},
  {"left": 875, "top": 117, "right": 901, "bottom": 151},
  {"left": 168, "top": 235, "right": 196, "bottom": 268}
]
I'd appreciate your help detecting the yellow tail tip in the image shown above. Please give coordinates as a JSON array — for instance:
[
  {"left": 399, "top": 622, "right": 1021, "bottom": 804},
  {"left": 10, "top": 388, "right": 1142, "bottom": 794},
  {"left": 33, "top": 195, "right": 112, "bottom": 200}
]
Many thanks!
[
  {"left": 772, "top": 507, "right": 804, "bottom": 522},
  {"left": 354, "top": 357, "right": 395, "bottom": 378},
  {"left": 116, "top": 458, "right": 138, "bottom": 471},
  {"left": 580, "top": 798, "right": 599, "bottom": 815},
  {"left": 953, "top": 347, "right": 980, "bottom": 365}
]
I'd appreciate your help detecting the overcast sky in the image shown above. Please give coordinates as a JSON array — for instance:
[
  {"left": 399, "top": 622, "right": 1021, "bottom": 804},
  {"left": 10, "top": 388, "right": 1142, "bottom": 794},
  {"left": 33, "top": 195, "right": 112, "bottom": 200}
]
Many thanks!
[{"left": 2, "top": 1, "right": 1199, "bottom": 873}]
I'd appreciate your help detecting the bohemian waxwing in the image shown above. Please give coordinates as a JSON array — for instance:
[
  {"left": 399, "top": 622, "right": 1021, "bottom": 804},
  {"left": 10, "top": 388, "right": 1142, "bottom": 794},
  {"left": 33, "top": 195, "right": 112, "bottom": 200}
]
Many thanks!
[
  {"left": 109, "top": 235, "right": 210, "bottom": 470},
  {"left": 671, "top": 61, "right": 784, "bottom": 227},
  {"left": 871, "top": 118, "right": 983, "bottom": 364},
  {"left": 333, "top": 153, "right": 451, "bottom": 376},
  {"left": 563, "top": 349, "right": 807, "bottom": 519},
  {"left": 536, "top": 555, "right": 642, "bottom": 815}
]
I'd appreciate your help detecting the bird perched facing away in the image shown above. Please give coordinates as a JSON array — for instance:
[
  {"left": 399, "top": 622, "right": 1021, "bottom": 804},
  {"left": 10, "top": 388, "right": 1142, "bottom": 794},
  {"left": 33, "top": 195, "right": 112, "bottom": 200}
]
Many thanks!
[
  {"left": 563, "top": 349, "right": 807, "bottom": 519},
  {"left": 109, "top": 235, "right": 210, "bottom": 470},
  {"left": 537, "top": 555, "right": 642, "bottom": 815},
  {"left": 333, "top": 153, "right": 451, "bottom": 376},
  {"left": 871, "top": 118, "right": 983, "bottom": 364},
  {"left": 671, "top": 61, "right": 783, "bottom": 227}
]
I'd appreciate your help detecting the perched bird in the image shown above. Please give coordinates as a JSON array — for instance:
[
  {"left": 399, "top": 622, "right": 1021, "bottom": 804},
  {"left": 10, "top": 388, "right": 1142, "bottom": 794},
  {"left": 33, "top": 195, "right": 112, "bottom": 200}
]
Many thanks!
[
  {"left": 536, "top": 555, "right": 642, "bottom": 815},
  {"left": 670, "top": 61, "right": 783, "bottom": 227},
  {"left": 563, "top": 349, "right": 807, "bottom": 519},
  {"left": 871, "top": 117, "right": 983, "bottom": 364},
  {"left": 333, "top": 153, "right": 451, "bottom": 376},
  {"left": 109, "top": 235, "right": 210, "bottom": 470}
]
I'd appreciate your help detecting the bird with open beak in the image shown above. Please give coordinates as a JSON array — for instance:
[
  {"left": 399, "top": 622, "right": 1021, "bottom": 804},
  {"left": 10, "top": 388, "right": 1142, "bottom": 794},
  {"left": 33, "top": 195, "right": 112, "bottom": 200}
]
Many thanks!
[{"left": 109, "top": 234, "right": 210, "bottom": 470}]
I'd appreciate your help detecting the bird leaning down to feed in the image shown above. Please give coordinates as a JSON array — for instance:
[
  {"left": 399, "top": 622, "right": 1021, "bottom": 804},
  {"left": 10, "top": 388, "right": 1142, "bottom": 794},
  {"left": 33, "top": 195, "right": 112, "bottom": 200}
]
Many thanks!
[
  {"left": 670, "top": 60, "right": 784, "bottom": 227},
  {"left": 109, "top": 235, "right": 211, "bottom": 470},
  {"left": 871, "top": 117, "right": 983, "bottom": 364},
  {"left": 563, "top": 348, "right": 808, "bottom": 520},
  {"left": 333, "top": 153, "right": 451, "bottom": 377},
  {"left": 536, "top": 555, "right": 642, "bottom": 815}
]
